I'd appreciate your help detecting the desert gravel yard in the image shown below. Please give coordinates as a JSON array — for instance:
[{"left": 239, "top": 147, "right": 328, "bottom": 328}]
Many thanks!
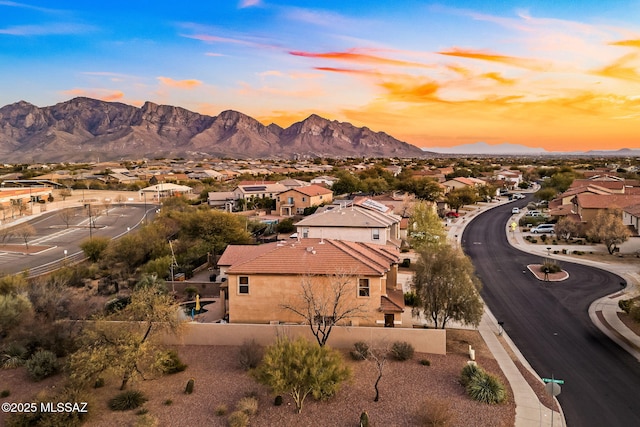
[{"left": 1, "top": 330, "right": 516, "bottom": 427}]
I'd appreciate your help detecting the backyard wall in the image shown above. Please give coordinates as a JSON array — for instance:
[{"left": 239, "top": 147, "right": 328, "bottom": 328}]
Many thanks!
[{"left": 161, "top": 323, "right": 447, "bottom": 355}]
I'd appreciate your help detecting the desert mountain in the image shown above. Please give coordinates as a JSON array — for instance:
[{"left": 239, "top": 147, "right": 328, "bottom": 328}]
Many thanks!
[{"left": 0, "top": 97, "right": 427, "bottom": 162}]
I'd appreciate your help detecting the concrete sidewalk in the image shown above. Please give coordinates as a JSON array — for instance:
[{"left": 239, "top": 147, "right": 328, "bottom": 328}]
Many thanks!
[
  {"left": 447, "top": 198, "right": 564, "bottom": 427},
  {"left": 448, "top": 196, "right": 640, "bottom": 426}
]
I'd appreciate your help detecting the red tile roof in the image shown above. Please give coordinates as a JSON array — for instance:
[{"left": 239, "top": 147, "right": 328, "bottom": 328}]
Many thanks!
[
  {"left": 575, "top": 194, "right": 640, "bottom": 209},
  {"left": 380, "top": 289, "right": 405, "bottom": 312},
  {"left": 292, "top": 184, "right": 333, "bottom": 197},
  {"left": 223, "top": 238, "right": 399, "bottom": 276}
]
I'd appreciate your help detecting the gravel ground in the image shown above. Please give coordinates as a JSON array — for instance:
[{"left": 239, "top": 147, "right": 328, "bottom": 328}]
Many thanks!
[{"left": 1, "top": 330, "right": 515, "bottom": 427}]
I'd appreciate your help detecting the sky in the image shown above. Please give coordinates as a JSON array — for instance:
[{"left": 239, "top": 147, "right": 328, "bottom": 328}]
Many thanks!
[{"left": 1, "top": 1, "right": 640, "bottom": 152}]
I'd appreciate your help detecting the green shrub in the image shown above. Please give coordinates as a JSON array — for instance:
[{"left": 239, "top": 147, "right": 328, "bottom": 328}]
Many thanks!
[
  {"left": 164, "top": 399, "right": 173, "bottom": 406},
  {"left": 136, "top": 408, "right": 149, "bottom": 415},
  {"left": 214, "top": 403, "right": 228, "bottom": 415},
  {"left": 238, "top": 339, "right": 263, "bottom": 371},
  {"left": 1, "top": 389, "right": 10, "bottom": 397},
  {"left": 530, "top": 238, "right": 538, "bottom": 244},
  {"left": 350, "top": 341, "right": 370, "bottom": 360},
  {"left": 630, "top": 304, "right": 640, "bottom": 323},
  {"left": 227, "top": 410, "right": 249, "bottom": 427},
  {"left": 184, "top": 286, "right": 198, "bottom": 299},
  {"left": 25, "top": 349, "right": 58, "bottom": 381},
  {"left": 109, "top": 390, "right": 148, "bottom": 411},
  {"left": 404, "top": 291, "right": 417, "bottom": 306},
  {"left": 416, "top": 397, "right": 453, "bottom": 427},
  {"left": 420, "top": 359, "right": 431, "bottom": 366},
  {"left": 236, "top": 396, "right": 258, "bottom": 416},
  {"left": 360, "top": 411, "right": 370, "bottom": 427},
  {"left": 94, "top": 377, "right": 105, "bottom": 388},
  {"left": 460, "top": 363, "right": 485, "bottom": 387},
  {"left": 1, "top": 343, "right": 27, "bottom": 369},
  {"left": 154, "top": 349, "right": 187, "bottom": 375},
  {"left": 619, "top": 299, "right": 633, "bottom": 314},
  {"left": 540, "top": 234, "right": 547, "bottom": 242},
  {"left": 185, "top": 378, "right": 195, "bottom": 394},
  {"left": 389, "top": 341, "right": 414, "bottom": 361},
  {"left": 274, "top": 395, "right": 283, "bottom": 406},
  {"left": 466, "top": 372, "right": 507, "bottom": 404},
  {"left": 540, "top": 260, "right": 561, "bottom": 274}
]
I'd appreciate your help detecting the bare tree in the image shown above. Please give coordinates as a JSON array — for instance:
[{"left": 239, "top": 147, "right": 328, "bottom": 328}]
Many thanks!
[
  {"left": 0, "top": 227, "right": 12, "bottom": 245},
  {"left": 102, "top": 198, "right": 112, "bottom": 216},
  {"left": 351, "top": 340, "right": 390, "bottom": 402},
  {"left": 57, "top": 208, "right": 77, "bottom": 229},
  {"left": 16, "top": 224, "right": 36, "bottom": 250},
  {"left": 554, "top": 216, "right": 580, "bottom": 241},
  {"left": 115, "top": 194, "right": 126, "bottom": 207},
  {"left": 281, "top": 272, "right": 370, "bottom": 346},
  {"left": 59, "top": 188, "right": 72, "bottom": 201}
]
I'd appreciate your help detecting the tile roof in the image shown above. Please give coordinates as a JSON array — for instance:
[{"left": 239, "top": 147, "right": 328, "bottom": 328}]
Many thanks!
[
  {"left": 575, "top": 194, "right": 640, "bottom": 209},
  {"left": 380, "top": 289, "right": 405, "bottom": 313},
  {"left": 224, "top": 238, "right": 399, "bottom": 276},
  {"left": 295, "top": 205, "right": 400, "bottom": 228},
  {"left": 291, "top": 184, "right": 333, "bottom": 197}
]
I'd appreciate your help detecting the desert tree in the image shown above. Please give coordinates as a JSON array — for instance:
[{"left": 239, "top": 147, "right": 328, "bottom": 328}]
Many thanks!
[
  {"left": 68, "top": 274, "right": 183, "bottom": 390},
  {"left": 57, "top": 207, "right": 77, "bottom": 229},
  {"left": 586, "top": 208, "right": 631, "bottom": 254},
  {"left": 79, "top": 236, "right": 111, "bottom": 263},
  {"left": 353, "top": 341, "right": 389, "bottom": 402},
  {"left": 408, "top": 200, "right": 447, "bottom": 250},
  {"left": 554, "top": 216, "right": 580, "bottom": 241},
  {"left": 16, "top": 223, "right": 35, "bottom": 250},
  {"left": 445, "top": 186, "right": 479, "bottom": 213},
  {"left": 281, "top": 271, "right": 370, "bottom": 347},
  {"left": 0, "top": 227, "right": 12, "bottom": 245},
  {"left": 253, "top": 336, "right": 351, "bottom": 414},
  {"left": 412, "top": 244, "right": 483, "bottom": 329},
  {"left": 59, "top": 188, "right": 72, "bottom": 201},
  {"left": 102, "top": 198, "right": 112, "bottom": 216}
]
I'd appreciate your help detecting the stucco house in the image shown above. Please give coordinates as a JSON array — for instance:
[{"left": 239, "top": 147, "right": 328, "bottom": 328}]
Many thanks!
[
  {"left": 276, "top": 184, "right": 333, "bottom": 216},
  {"left": 217, "top": 238, "right": 404, "bottom": 327},
  {"left": 294, "top": 202, "right": 402, "bottom": 247}
]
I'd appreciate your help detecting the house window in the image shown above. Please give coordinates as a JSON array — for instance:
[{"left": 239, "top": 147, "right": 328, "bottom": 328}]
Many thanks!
[
  {"left": 288, "top": 196, "right": 294, "bottom": 204},
  {"left": 372, "top": 229, "right": 380, "bottom": 240},
  {"left": 302, "top": 197, "right": 306, "bottom": 202},
  {"left": 238, "top": 276, "right": 249, "bottom": 294},
  {"left": 302, "top": 228, "right": 309, "bottom": 238},
  {"left": 358, "top": 278, "right": 370, "bottom": 297}
]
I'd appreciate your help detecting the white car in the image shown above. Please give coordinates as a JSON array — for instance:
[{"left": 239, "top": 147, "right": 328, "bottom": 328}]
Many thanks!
[
  {"left": 531, "top": 224, "right": 555, "bottom": 234},
  {"left": 511, "top": 207, "right": 520, "bottom": 214}
]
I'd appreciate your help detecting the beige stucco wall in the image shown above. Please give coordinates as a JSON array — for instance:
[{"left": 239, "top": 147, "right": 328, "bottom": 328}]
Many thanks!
[
  {"left": 298, "top": 226, "right": 389, "bottom": 245},
  {"left": 161, "top": 322, "right": 447, "bottom": 355},
  {"left": 228, "top": 273, "right": 385, "bottom": 326},
  {"left": 276, "top": 189, "right": 333, "bottom": 215}
]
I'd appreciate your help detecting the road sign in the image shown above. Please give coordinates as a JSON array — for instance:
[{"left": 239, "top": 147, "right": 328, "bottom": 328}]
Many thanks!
[{"left": 542, "top": 378, "right": 565, "bottom": 384}]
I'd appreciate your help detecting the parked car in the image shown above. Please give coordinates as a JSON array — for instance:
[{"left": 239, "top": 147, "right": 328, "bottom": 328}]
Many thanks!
[
  {"left": 511, "top": 207, "right": 520, "bottom": 214},
  {"left": 526, "top": 210, "right": 544, "bottom": 217},
  {"left": 531, "top": 224, "right": 555, "bottom": 234},
  {"left": 445, "top": 211, "right": 460, "bottom": 218},
  {"left": 512, "top": 193, "right": 526, "bottom": 199}
]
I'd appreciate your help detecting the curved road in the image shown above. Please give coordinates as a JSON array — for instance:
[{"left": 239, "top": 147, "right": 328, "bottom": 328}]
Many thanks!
[{"left": 463, "top": 197, "right": 640, "bottom": 427}]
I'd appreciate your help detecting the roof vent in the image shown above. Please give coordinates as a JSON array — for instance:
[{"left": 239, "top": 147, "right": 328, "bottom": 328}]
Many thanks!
[{"left": 306, "top": 246, "right": 314, "bottom": 252}]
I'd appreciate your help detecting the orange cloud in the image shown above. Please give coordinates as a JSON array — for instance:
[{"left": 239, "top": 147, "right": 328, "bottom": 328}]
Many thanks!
[
  {"left": 61, "top": 88, "right": 125, "bottom": 101},
  {"left": 379, "top": 80, "right": 442, "bottom": 103},
  {"left": 592, "top": 53, "right": 640, "bottom": 82},
  {"left": 609, "top": 39, "right": 640, "bottom": 48},
  {"left": 157, "top": 77, "right": 202, "bottom": 89},
  {"left": 290, "top": 49, "right": 430, "bottom": 68},
  {"left": 481, "top": 72, "right": 516, "bottom": 85},
  {"left": 438, "top": 48, "right": 546, "bottom": 70}
]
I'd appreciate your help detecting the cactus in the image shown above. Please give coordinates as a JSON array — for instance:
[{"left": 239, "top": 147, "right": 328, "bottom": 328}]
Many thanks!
[
  {"left": 185, "top": 378, "right": 195, "bottom": 394},
  {"left": 360, "top": 410, "right": 370, "bottom": 427}
]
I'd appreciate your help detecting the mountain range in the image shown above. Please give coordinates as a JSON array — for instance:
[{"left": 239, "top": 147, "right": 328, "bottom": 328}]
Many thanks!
[{"left": 0, "top": 97, "right": 428, "bottom": 162}]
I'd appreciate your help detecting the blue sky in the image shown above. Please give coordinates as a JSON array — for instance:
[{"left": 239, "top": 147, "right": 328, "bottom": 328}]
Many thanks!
[{"left": 1, "top": 1, "right": 640, "bottom": 151}]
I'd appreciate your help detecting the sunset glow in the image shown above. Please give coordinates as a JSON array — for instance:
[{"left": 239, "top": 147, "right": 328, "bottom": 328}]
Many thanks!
[{"left": 1, "top": 1, "right": 640, "bottom": 152}]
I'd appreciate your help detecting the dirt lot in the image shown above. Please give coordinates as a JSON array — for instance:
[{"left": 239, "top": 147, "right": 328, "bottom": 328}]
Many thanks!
[{"left": 1, "top": 330, "right": 515, "bottom": 427}]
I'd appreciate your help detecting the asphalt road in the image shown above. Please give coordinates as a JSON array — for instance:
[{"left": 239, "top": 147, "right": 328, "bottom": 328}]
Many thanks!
[
  {"left": 462, "top": 196, "right": 640, "bottom": 426},
  {"left": 0, "top": 203, "right": 157, "bottom": 276}
]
